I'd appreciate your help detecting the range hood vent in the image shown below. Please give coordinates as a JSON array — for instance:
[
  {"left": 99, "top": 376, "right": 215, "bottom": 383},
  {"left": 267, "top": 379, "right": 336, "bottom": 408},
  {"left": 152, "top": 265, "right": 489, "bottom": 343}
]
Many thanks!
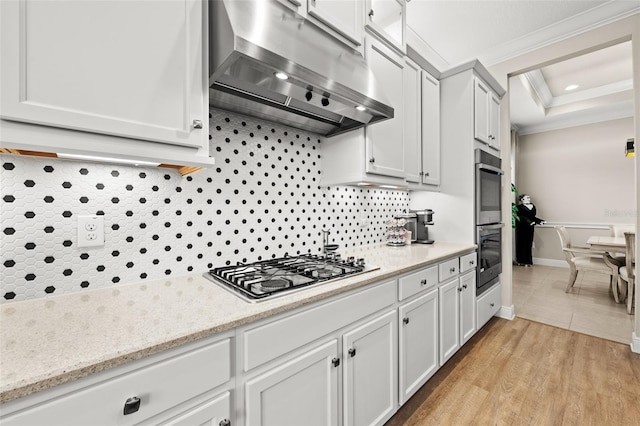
[{"left": 209, "top": 0, "right": 394, "bottom": 137}]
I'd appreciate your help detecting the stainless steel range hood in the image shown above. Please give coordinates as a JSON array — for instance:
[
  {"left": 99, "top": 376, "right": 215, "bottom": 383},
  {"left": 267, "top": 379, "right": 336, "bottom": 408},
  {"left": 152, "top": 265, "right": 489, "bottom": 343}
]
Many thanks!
[{"left": 209, "top": 0, "right": 394, "bottom": 137}]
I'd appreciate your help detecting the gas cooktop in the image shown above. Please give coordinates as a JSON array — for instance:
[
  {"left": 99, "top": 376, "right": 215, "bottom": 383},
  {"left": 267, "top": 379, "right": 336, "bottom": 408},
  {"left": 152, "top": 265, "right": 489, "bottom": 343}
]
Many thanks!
[{"left": 204, "top": 253, "right": 378, "bottom": 302}]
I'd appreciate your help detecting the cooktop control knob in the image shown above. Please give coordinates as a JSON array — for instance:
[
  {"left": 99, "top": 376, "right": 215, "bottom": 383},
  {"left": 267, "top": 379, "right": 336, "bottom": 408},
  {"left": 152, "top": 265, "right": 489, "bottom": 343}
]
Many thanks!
[
  {"left": 357, "top": 258, "right": 365, "bottom": 267},
  {"left": 347, "top": 256, "right": 355, "bottom": 265}
]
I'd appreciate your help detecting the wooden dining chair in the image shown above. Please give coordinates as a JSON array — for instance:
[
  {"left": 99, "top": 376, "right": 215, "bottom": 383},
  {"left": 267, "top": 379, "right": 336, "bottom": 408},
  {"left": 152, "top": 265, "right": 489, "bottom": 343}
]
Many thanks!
[
  {"left": 618, "top": 232, "right": 636, "bottom": 314},
  {"left": 555, "top": 226, "right": 619, "bottom": 300},
  {"left": 608, "top": 224, "right": 634, "bottom": 265}
]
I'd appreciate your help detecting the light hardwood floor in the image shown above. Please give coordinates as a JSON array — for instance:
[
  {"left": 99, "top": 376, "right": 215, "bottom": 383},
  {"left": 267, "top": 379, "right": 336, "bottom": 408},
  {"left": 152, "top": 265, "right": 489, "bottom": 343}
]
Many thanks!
[
  {"left": 512, "top": 264, "right": 634, "bottom": 344},
  {"left": 386, "top": 317, "right": 640, "bottom": 426}
]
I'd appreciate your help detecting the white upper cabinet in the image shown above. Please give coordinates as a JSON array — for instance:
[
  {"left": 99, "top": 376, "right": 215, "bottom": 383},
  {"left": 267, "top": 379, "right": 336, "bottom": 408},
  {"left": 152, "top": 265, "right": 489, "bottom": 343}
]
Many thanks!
[
  {"left": 488, "top": 91, "right": 501, "bottom": 150},
  {"left": 0, "top": 0, "right": 207, "bottom": 148},
  {"left": 365, "top": 35, "right": 405, "bottom": 178},
  {"left": 403, "top": 58, "right": 422, "bottom": 184},
  {"left": 365, "top": 0, "right": 406, "bottom": 52},
  {"left": 0, "top": 0, "right": 212, "bottom": 169},
  {"left": 307, "top": 0, "right": 364, "bottom": 46},
  {"left": 473, "top": 77, "right": 500, "bottom": 151},
  {"left": 420, "top": 70, "right": 440, "bottom": 186}
]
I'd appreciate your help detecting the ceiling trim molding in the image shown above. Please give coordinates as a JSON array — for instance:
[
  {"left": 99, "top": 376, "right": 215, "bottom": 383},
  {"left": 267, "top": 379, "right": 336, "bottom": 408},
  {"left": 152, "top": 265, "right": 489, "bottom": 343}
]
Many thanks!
[
  {"left": 481, "top": 2, "right": 640, "bottom": 67},
  {"left": 550, "top": 79, "right": 633, "bottom": 107},
  {"left": 523, "top": 70, "right": 552, "bottom": 107},
  {"left": 516, "top": 100, "right": 634, "bottom": 136}
]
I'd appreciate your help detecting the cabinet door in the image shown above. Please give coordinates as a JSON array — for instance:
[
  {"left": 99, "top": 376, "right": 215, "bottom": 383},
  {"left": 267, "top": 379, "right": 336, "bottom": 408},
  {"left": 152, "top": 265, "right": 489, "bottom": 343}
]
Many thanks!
[
  {"left": 0, "top": 0, "right": 206, "bottom": 148},
  {"left": 158, "top": 392, "right": 231, "bottom": 426},
  {"left": 438, "top": 278, "right": 460, "bottom": 366},
  {"left": 398, "top": 289, "right": 438, "bottom": 405},
  {"left": 403, "top": 58, "right": 421, "bottom": 184},
  {"left": 459, "top": 271, "right": 477, "bottom": 345},
  {"left": 477, "top": 282, "right": 502, "bottom": 329},
  {"left": 421, "top": 71, "right": 440, "bottom": 186},
  {"left": 489, "top": 92, "right": 501, "bottom": 150},
  {"left": 365, "top": 37, "right": 405, "bottom": 179},
  {"left": 473, "top": 78, "right": 490, "bottom": 145},
  {"left": 365, "top": 0, "right": 405, "bottom": 52},
  {"left": 343, "top": 310, "right": 398, "bottom": 426},
  {"left": 307, "top": 0, "right": 364, "bottom": 46},
  {"left": 245, "top": 340, "right": 339, "bottom": 426}
]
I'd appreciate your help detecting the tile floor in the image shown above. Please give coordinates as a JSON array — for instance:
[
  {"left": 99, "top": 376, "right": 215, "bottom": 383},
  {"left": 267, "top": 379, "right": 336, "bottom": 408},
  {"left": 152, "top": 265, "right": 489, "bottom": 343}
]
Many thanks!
[{"left": 512, "top": 264, "right": 634, "bottom": 344}]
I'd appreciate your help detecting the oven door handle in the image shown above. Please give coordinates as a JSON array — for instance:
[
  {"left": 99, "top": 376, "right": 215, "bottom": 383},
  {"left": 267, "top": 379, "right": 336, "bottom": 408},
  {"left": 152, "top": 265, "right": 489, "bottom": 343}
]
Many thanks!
[
  {"left": 477, "top": 163, "right": 503, "bottom": 175},
  {"left": 478, "top": 223, "right": 504, "bottom": 231}
]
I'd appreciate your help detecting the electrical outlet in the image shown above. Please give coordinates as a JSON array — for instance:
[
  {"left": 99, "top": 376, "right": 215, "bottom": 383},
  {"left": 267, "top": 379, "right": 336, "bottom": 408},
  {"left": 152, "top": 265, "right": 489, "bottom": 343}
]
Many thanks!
[{"left": 78, "top": 215, "right": 104, "bottom": 248}]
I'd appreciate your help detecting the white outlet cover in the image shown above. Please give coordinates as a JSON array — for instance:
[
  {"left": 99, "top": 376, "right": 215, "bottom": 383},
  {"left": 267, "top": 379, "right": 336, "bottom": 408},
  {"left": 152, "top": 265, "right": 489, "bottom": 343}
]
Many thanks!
[{"left": 78, "top": 215, "right": 105, "bottom": 248}]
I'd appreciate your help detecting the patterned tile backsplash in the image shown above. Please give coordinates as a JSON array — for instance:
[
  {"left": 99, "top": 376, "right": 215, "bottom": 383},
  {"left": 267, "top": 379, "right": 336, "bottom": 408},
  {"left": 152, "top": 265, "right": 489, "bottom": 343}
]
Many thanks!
[{"left": 0, "top": 109, "right": 409, "bottom": 302}]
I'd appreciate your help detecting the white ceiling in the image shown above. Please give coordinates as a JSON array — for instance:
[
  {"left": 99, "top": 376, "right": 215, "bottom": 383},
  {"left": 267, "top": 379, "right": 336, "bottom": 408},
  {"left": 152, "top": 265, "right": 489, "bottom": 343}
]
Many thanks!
[{"left": 406, "top": 0, "right": 640, "bottom": 135}]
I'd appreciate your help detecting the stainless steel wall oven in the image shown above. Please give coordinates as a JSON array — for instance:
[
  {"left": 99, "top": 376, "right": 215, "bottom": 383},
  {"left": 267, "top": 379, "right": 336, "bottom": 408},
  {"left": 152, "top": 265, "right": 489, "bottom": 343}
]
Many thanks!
[
  {"left": 477, "top": 224, "right": 503, "bottom": 295},
  {"left": 475, "top": 149, "right": 503, "bottom": 295},
  {"left": 475, "top": 149, "right": 502, "bottom": 226}
]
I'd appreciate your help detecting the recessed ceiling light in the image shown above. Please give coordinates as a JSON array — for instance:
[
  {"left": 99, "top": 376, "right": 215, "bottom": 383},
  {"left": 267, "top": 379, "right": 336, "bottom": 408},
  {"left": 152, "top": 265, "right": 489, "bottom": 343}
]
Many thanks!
[
  {"left": 564, "top": 84, "right": 579, "bottom": 91},
  {"left": 274, "top": 72, "right": 289, "bottom": 80},
  {"left": 355, "top": 105, "right": 367, "bottom": 111}
]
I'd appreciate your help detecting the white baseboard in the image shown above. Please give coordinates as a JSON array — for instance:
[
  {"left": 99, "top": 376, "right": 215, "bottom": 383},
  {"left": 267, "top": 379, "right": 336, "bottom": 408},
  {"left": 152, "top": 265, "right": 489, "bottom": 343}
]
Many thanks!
[
  {"left": 497, "top": 304, "right": 515, "bottom": 320},
  {"left": 632, "top": 332, "right": 640, "bottom": 354},
  {"left": 531, "top": 257, "right": 568, "bottom": 268}
]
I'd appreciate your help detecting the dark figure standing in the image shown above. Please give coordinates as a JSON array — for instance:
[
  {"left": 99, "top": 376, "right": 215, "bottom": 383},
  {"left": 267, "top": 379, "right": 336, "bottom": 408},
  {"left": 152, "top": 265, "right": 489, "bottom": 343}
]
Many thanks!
[{"left": 515, "top": 194, "right": 544, "bottom": 266}]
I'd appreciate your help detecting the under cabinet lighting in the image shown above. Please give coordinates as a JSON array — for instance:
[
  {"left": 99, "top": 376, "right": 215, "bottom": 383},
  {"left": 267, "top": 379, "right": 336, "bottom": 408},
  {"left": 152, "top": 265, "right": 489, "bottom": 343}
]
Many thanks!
[
  {"left": 625, "top": 138, "right": 635, "bottom": 157},
  {"left": 56, "top": 153, "right": 160, "bottom": 167},
  {"left": 564, "top": 84, "right": 579, "bottom": 91}
]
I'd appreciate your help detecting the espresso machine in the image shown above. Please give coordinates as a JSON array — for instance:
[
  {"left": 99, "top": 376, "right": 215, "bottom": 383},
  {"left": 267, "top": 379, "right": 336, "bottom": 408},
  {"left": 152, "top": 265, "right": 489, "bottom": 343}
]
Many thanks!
[{"left": 411, "top": 209, "right": 435, "bottom": 244}]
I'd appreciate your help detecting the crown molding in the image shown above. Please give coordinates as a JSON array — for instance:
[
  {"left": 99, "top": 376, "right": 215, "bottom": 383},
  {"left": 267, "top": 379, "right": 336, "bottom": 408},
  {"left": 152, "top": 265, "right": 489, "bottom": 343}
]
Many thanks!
[
  {"left": 516, "top": 99, "right": 634, "bottom": 135},
  {"left": 482, "top": 2, "right": 640, "bottom": 67}
]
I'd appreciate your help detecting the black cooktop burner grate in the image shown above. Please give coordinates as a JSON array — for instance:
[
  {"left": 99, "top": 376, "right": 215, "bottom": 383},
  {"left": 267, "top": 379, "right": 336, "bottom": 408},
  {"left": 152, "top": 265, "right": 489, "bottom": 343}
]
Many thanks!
[{"left": 204, "top": 253, "right": 375, "bottom": 302}]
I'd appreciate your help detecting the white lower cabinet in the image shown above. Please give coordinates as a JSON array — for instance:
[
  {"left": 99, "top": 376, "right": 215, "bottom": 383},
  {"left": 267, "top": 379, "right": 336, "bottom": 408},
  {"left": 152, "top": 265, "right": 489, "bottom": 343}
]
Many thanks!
[
  {"left": 398, "top": 288, "right": 438, "bottom": 404},
  {"left": 439, "top": 270, "right": 477, "bottom": 366},
  {"left": 459, "top": 271, "right": 477, "bottom": 345},
  {"left": 477, "top": 282, "right": 502, "bottom": 328},
  {"left": 158, "top": 391, "right": 231, "bottom": 426},
  {"left": 0, "top": 334, "right": 234, "bottom": 426},
  {"left": 343, "top": 310, "right": 398, "bottom": 426},
  {"left": 243, "top": 309, "right": 398, "bottom": 426},
  {"left": 245, "top": 340, "right": 339, "bottom": 426},
  {"left": 240, "top": 280, "right": 397, "bottom": 426},
  {"left": 438, "top": 277, "right": 461, "bottom": 366}
]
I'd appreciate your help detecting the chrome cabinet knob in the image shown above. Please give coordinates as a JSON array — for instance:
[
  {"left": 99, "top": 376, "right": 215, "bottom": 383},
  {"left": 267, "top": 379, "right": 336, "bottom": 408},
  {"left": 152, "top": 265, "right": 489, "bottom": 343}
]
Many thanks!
[
  {"left": 368, "top": 9, "right": 374, "bottom": 17},
  {"left": 348, "top": 347, "right": 356, "bottom": 357},
  {"left": 192, "top": 119, "right": 203, "bottom": 129},
  {"left": 420, "top": 279, "right": 427, "bottom": 286},
  {"left": 332, "top": 357, "right": 340, "bottom": 367},
  {"left": 403, "top": 317, "right": 410, "bottom": 325},
  {"left": 369, "top": 157, "right": 375, "bottom": 163}
]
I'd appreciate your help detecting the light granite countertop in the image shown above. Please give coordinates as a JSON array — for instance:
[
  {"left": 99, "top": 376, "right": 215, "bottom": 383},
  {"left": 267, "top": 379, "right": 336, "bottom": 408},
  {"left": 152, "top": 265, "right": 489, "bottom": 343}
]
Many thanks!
[{"left": 0, "top": 242, "right": 475, "bottom": 404}]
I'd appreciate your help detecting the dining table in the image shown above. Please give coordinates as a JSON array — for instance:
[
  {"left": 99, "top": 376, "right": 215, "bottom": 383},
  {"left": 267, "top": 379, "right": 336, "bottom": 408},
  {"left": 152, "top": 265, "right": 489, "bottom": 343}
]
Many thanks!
[{"left": 586, "top": 235, "right": 626, "bottom": 303}]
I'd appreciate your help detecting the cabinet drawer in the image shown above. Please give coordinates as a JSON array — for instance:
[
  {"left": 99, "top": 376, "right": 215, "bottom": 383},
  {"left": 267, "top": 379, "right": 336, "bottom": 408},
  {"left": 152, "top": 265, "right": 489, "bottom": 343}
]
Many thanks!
[
  {"left": 438, "top": 258, "right": 459, "bottom": 282},
  {"left": 243, "top": 279, "right": 396, "bottom": 372},
  {"left": 477, "top": 282, "right": 502, "bottom": 328},
  {"left": 1, "top": 338, "right": 232, "bottom": 426},
  {"left": 398, "top": 265, "right": 438, "bottom": 300},
  {"left": 460, "top": 252, "right": 477, "bottom": 273}
]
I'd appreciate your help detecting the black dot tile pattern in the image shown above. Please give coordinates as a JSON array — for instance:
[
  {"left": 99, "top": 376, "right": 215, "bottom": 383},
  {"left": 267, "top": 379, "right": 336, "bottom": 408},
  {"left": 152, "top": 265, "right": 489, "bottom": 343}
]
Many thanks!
[{"left": 0, "top": 108, "right": 409, "bottom": 302}]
